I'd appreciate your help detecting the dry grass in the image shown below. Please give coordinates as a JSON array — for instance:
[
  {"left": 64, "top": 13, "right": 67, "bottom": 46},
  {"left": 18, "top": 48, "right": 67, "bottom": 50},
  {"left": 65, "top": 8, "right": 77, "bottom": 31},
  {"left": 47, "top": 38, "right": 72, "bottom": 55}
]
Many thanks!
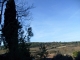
[
  {"left": 0, "top": 50, "right": 7, "bottom": 54},
  {"left": 30, "top": 45, "right": 80, "bottom": 58},
  {"left": 1, "top": 44, "right": 80, "bottom": 58},
  {"left": 44, "top": 45, "right": 80, "bottom": 57},
  {"left": 47, "top": 54, "right": 56, "bottom": 58}
]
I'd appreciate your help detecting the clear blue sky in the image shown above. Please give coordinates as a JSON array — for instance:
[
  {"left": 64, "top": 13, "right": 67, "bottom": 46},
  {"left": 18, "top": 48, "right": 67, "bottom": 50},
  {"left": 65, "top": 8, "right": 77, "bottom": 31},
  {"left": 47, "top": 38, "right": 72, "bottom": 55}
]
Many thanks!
[{"left": 26, "top": 0, "right": 80, "bottom": 42}]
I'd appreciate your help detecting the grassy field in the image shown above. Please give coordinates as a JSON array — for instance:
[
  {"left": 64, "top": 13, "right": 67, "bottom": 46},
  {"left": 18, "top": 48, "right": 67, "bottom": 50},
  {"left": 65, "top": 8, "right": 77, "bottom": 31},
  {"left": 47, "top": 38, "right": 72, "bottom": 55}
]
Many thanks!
[
  {"left": 0, "top": 42, "right": 80, "bottom": 58},
  {"left": 30, "top": 42, "right": 80, "bottom": 58}
]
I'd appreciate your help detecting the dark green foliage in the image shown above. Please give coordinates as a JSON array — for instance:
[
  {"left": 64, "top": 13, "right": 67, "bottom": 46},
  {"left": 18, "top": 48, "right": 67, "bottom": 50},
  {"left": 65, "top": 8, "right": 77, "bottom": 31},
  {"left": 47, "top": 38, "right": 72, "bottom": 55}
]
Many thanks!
[
  {"left": 52, "top": 54, "right": 73, "bottom": 60},
  {"left": 18, "top": 26, "right": 33, "bottom": 60},
  {"left": 30, "top": 42, "right": 51, "bottom": 47},
  {"left": 27, "top": 27, "right": 33, "bottom": 42},
  {"left": 74, "top": 51, "right": 80, "bottom": 60},
  {"left": 18, "top": 29, "right": 31, "bottom": 58},
  {"left": 1, "top": 0, "right": 32, "bottom": 60},
  {"left": 1, "top": 0, "right": 21, "bottom": 60},
  {"left": 36, "top": 44, "right": 48, "bottom": 60},
  {"left": 2, "top": 0, "right": 20, "bottom": 52},
  {"left": 73, "top": 51, "right": 80, "bottom": 57},
  {"left": 0, "top": 0, "right": 33, "bottom": 60}
]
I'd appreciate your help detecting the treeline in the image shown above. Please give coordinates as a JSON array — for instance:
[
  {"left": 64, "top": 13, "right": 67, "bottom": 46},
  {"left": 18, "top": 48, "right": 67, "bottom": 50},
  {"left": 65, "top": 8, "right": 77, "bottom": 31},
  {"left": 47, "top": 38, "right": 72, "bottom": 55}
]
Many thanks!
[
  {"left": 30, "top": 41, "right": 80, "bottom": 47},
  {"left": 0, "top": 41, "right": 80, "bottom": 49}
]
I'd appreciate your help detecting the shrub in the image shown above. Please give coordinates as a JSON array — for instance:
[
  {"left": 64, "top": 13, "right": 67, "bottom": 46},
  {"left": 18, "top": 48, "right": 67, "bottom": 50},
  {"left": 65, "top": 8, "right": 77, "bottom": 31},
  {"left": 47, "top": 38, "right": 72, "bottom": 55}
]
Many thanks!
[
  {"left": 52, "top": 54, "right": 73, "bottom": 60},
  {"left": 73, "top": 51, "right": 80, "bottom": 57},
  {"left": 73, "top": 51, "right": 80, "bottom": 60}
]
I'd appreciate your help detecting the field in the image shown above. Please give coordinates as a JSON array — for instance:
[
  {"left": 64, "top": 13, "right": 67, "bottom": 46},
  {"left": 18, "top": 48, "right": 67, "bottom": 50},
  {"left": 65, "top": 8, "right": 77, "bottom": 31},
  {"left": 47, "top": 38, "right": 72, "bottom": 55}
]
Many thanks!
[
  {"left": 30, "top": 42, "right": 80, "bottom": 58},
  {"left": 0, "top": 42, "right": 80, "bottom": 58}
]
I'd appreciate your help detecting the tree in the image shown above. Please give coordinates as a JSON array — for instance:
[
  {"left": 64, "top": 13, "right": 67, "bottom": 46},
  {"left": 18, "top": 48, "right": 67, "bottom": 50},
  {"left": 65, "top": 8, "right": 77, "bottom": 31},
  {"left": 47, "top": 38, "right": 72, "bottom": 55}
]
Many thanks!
[
  {"left": 1, "top": 0, "right": 21, "bottom": 60},
  {"left": 37, "top": 44, "right": 48, "bottom": 60},
  {"left": 0, "top": 0, "right": 33, "bottom": 60},
  {"left": 2, "top": 0, "right": 20, "bottom": 52},
  {"left": 18, "top": 26, "right": 33, "bottom": 60}
]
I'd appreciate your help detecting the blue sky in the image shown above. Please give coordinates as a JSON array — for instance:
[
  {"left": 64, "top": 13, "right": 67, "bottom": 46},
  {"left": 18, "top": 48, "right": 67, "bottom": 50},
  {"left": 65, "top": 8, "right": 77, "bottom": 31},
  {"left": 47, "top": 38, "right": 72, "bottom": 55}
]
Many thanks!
[{"left": 23, "top": 0, "right": 80, "bottom": 42}]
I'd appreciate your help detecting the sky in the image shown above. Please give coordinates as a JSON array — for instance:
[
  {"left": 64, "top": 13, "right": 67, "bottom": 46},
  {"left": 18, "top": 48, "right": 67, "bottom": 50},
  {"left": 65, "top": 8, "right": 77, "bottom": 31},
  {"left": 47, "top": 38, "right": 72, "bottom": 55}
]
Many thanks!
[
  {"left": 25, "top": 0, "right": 80, "bottom": 42},
  {"left": 0, "top": 0, "right": 80, "bottom": 43}
]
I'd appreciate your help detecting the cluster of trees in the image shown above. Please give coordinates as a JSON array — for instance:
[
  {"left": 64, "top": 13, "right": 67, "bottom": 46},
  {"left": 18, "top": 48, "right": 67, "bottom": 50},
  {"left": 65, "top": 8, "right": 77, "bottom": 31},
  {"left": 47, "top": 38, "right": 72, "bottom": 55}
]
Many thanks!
[{"left": 0, "top": 0, "right": 33, "bottom": 60}]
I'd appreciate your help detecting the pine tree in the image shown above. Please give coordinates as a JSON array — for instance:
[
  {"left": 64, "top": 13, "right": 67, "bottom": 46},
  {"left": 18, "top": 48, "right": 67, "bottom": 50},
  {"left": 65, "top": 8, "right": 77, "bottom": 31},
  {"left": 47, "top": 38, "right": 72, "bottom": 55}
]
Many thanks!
[{"left": 2, "top": 0, "right": 21, "bottom": 59}]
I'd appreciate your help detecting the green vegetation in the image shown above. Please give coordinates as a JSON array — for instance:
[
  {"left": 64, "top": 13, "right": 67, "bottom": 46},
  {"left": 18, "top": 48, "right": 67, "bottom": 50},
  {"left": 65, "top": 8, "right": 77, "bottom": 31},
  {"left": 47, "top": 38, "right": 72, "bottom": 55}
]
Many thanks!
[
  {"left": 73, "top": 51, "right": 80, "bottom": 57},
  {"left": 52, "top": 53, "right": 73, "bottom": 60}
]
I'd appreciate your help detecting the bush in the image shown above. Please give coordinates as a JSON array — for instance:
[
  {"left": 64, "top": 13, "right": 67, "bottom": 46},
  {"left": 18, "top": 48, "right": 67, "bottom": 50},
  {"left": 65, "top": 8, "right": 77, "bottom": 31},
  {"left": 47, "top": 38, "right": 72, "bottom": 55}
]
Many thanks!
[
  {"left": 52, "top": 54, "right": 73, "bottom": 60},
  {"left": 73, "top": 51, "right": 80, "bottom": 60},
  {"left": 73, "top": 51, "right": 80, "bottom": 57}
]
